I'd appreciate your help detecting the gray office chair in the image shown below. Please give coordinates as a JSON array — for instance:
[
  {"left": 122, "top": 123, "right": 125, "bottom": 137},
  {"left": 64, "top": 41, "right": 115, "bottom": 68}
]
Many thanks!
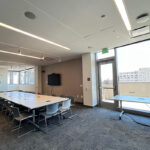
[
  {"left": 39, "top": 102, "right": 59, "bottom": 127},
  {"left": 59, "top": 99, "right": 72, "bottom": 119},
  {"left": 11, "top": 106, "right": 33, "bottom": 137},
  {"left": 60, "top": 99, "right": 71, "bottom": 113},
  {"left": 67, "top": 96, "right": 75, "bottom": 105},
  {"left": 5, "top": 101, "right": 14, "bottom": 116},
  {"left": 1, "top": 100, "right": 10, "bottom": 114},
  {"left": 66, "top": 96, "right": 79, "bottom": 119}
]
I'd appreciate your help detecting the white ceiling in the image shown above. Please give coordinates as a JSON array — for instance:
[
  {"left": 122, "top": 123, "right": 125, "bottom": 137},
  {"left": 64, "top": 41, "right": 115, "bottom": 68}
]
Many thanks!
[
  {"left": 0, "top": 60, "right": 33, "bottom": 71},
  {"left": 0, "top": 0, "right": 150, "bottom": 66}
]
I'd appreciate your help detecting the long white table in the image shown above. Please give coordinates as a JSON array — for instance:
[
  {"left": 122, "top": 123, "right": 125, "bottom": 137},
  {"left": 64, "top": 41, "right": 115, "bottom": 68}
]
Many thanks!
[
  {"left": 0, "top": 91, "right": 68, "bottom": 130},
  {"left": 0, "top": 91, "right": 68, "bottom": 109},
  {"left": 111, "top": 95, "right": 150, "bottom": 119}
]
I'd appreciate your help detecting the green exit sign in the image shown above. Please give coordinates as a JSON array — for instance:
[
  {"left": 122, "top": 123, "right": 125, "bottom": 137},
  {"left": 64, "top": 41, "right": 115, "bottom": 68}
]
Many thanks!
[{"left": 102, "top": 48, "right": 109, "bottom": 54}]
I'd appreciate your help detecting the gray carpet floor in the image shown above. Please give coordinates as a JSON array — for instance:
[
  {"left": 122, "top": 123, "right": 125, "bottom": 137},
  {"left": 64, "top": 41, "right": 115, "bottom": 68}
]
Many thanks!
[{"left": 0, "top": 105, "right": 150, "bottom": 150}]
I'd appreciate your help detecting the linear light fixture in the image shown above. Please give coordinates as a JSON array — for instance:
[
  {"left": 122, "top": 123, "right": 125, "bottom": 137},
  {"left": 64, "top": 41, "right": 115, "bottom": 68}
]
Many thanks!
[
  {"left": 114, "top": 0, "right": 131, "bottom": 31},
  {"left": 0, "top": 22, "right": 71, "bottom": 50},
  {"left": 0, "top": 50, "right": 44, "bottom": 60}
]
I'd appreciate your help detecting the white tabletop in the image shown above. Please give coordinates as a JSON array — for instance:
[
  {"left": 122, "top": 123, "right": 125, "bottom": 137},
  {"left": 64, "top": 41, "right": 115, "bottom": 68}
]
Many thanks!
[
  {"left": 111, "top": 95, "right": 150, "bottom": 104},
  {"left": 0, "top": 91, "right": 68, "bottom": 109}
]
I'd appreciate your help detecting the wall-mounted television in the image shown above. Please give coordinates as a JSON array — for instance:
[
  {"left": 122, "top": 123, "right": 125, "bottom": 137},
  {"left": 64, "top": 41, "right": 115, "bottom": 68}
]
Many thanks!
[{"left": 48, "top": 73, "right": 61, "bottom": 86}]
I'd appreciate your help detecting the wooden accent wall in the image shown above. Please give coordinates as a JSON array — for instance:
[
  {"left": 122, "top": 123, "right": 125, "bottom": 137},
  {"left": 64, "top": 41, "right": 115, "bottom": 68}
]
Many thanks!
[{"left": 42, "top": 58, "right": 83, "bottom": 103}]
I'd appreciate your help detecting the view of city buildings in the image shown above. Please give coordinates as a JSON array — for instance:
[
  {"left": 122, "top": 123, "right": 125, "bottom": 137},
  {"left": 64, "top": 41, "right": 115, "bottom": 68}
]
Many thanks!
[{"left": 119, "top": 68, "right": 150, "bottom": 82}]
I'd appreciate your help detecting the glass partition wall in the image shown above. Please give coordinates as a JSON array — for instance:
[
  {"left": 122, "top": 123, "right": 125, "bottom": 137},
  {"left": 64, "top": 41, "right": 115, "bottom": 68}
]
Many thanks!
[{"left": 117, "top": 40, "right": 150, "bottom": 112}]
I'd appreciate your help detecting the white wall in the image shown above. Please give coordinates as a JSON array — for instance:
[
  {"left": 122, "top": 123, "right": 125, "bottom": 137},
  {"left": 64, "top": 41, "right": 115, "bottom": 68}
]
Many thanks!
[
  {"left": 8, "top": 84, "right": 36, "bottom": 93},
  {"left": 0, "top": 68, "right": 8, "bottom": 91},
  {"left": 8, "top": 85, "right": 19, "bottom": 91},
  {"left": 82, "top": 53, "right": 97, "bottom": 106}
]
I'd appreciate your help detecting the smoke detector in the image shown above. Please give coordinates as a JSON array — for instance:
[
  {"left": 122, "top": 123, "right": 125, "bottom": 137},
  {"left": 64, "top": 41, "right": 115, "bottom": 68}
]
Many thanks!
[{"left": 136, "top": 13, "right": 149, "bottom": 24}]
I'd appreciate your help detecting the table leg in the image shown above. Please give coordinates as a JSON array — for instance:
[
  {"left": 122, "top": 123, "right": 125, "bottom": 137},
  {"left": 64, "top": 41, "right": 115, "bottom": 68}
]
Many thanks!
[
  {"left": 29, "top": 109, "right": 46, "bottom": 134},
  {"left": 32, "top": 109, "right": 35, "bottom": 123},
  {"left": 119, "top": 110, "right": 124, "bottom": 120},
  {"left": 120, "top": 100, "right": 122, "bottom": 109},
  {"left": 119, "top": 100, "right": 124, "bottom": 120}
]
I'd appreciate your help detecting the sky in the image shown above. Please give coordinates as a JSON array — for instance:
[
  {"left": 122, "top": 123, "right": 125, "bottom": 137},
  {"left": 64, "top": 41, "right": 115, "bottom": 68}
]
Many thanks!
[{"left": 117, "top": 40, "right": 150, "bottom": 73}]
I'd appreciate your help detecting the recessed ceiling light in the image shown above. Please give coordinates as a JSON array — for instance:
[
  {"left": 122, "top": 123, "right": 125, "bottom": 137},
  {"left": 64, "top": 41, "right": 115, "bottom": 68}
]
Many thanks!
[
  {"left": 136, "top": 13, "right": 149, "bottom": 24},
  {"left": 101, "top": 14, "right": 106, "bottom": 18},
  {"left": 24, "top": 11, "right": 36, "bottom": 20},
  {"left": 0, "top": 22, "right": 71, "bottom": 50},
  {"left": 88, "top": 46, "right": 93, "bottom": 49},
  {"left": 114, "top": 0, "right": 131, "bottom": 31},
  {"left": 0, "top": 49, "right": 44, "bottom": 60}
]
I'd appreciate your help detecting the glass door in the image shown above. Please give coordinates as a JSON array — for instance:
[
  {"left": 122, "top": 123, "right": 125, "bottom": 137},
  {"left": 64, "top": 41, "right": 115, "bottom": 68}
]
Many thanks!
[{"left": 98, "top": 60, "right": 117, "bottom": 108}]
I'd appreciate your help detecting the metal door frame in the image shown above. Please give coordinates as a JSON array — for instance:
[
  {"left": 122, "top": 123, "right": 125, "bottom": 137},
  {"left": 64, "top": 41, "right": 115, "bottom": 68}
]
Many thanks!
[{"left": 97, "top": 54, "right": 119, "bottom": 109}]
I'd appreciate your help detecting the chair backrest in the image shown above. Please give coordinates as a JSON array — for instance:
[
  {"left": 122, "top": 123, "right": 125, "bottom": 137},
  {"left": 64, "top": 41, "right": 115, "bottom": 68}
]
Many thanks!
[
  {"left": 11, "top": 107, "right": 20, "bottom": 118},
  {"left": 0, "top": 98, "right": 4, "bottom": 104},
  {"left": 67, "top": 96, "right": 74, "bottom": 104},
  {"left": 3, "top": 100, "right": 8, "bottom": 107},
  {"left": 46, "top": 102, "right": 59, "bottom": 115},
  {"left": 62, "top": 99, "right": 71, "bottom": 110}
]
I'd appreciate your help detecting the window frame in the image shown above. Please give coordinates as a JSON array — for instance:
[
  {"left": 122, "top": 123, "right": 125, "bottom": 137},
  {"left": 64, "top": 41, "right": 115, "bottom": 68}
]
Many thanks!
[
  {"left": 8, "top": 71, "right": 19, "bottom": 85},
  {"left": 8, "top": 68, "right": 35, "bottom": 85}
]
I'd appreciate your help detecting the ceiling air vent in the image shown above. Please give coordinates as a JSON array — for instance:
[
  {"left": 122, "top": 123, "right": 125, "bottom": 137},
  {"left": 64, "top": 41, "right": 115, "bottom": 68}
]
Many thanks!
[
  {"left": 130, "top": 26, "right": 150, "bottom": 38},
  {"left": 44, "top": 57, "right": 56, "bottom": 62},
  {"left": 44, "top": 57, "right": 61, "bottom": 63}
]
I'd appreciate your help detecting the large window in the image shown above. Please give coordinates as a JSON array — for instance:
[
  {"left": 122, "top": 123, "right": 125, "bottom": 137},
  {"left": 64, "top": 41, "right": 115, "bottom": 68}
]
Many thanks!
[
  {"left": 7, "top": 72, "right": 11, "bottom": 84},
  {"left": 117, "top": 40, "right": 150, "bottom": 111},
  {"left": 28, "top": 68, "right": 35, "bottom": 84},
  {"left": 23, "top": 69, "right": 35, "bottom": 84},
  {"left": 12, "top": 72, "right": 19, "bottom": 84},
  {"left": 20, "top": 71, "right": 25, "bottom": 84},
  {"left": 8, "top": 68, "right": 35, "bottom": 85},
  {"left": 8, "top": 71, "right": 19, "bottom": 85}
]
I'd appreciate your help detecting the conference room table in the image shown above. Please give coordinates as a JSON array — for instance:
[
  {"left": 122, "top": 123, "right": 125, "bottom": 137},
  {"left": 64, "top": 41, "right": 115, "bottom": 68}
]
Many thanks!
[
  {"left": 111, "top": 95, "right": 150, "bottom": 119},
  {"left": 0, "top": 91, "right": 68, "bottom": 130}
]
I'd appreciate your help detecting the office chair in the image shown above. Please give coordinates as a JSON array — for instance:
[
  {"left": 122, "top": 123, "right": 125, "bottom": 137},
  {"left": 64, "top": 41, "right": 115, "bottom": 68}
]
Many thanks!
[
  {"left": 5, "top": 101, "right": 14, "bottom": 117},
  {"left": 1, "top": 100, "right": 9, "bottom": 113},
  {"left": 66, "top": 96, "right": 79, "bottom": 119},
  {"left": 39, "top": 102, "right": 60, "bottom": 127},
  {"left": 0, "top": 98, "right": 4, "bottom": 112},
  {"left": 59, "top": 99, "right": 71, "bottom": 119},
  {"left": 11, "top": 106, "right": 33, "bottom": 137}
]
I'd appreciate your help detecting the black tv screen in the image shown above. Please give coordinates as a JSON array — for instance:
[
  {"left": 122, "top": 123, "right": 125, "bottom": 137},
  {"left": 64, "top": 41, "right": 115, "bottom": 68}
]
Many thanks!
[{"left": 48, "top": 73, "right": 61, "bottom": 86}]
